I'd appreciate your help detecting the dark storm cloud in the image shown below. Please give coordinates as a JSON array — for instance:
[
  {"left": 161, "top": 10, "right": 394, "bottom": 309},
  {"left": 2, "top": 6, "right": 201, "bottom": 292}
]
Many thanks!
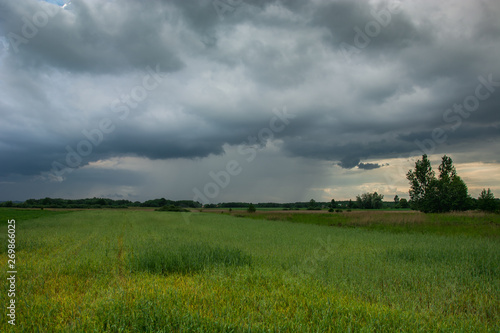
[
  {"left": 338, "top": 156, "right": 360, "bottom": 169},
  {"left": 0, "top": 0, "right": 184, "bottom": 73},
  {"left": 0, "top": 0, "right": 499, "bottom": 199},
  {"left": 168, "top": 0, "right": 219, "bottom": 33},
  {"left": 337, "top": 158, "right": 384, "bottom": 171},
  {"left": 312, "top": 0, "right": 421, "bottom": 50},
  {"left": 357, "top": 162, "right": 384, "bottom": 170}
]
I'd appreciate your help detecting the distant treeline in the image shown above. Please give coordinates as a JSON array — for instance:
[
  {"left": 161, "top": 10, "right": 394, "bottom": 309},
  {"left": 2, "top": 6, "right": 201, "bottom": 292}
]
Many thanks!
[
  {"left": 203, "top": 200, "right": 399, "bottom": 210},
  {"left": 1, "top": 198, "right": 399, "bottom": 210},
  {"left": 0, "top": 197, "right": 201, "bottom": 209},
  {"left": 1, "top": 195, "right": 497, "bottom": 211}
]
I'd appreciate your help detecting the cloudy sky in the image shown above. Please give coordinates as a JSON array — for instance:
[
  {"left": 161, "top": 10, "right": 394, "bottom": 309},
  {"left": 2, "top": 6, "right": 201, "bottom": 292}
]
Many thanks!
[{"left": 0, "top": 0, "right": 499, "bottom": 203}]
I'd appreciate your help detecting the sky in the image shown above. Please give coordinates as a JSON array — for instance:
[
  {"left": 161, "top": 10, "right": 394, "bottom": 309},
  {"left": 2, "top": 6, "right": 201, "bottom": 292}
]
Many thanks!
[{"left": 0, "top": 0, "right": 499, "bottom": 204}]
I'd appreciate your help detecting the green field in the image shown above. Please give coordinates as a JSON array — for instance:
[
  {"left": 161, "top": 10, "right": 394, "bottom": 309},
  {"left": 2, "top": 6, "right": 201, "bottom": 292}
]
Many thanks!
[{"left": 1, "top": 209, "right": 499, "bottom": 332}]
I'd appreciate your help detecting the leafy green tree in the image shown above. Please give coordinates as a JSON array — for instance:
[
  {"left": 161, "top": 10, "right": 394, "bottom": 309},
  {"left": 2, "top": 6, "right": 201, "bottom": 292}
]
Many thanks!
[
  {"left": 436, "top": 155, "right": 470, "bottom": 212},
  {"left": 330, "top": 199, "right": 337, "bottom": 209},
  {"left": 406, "top": 154, "right": 435, "bottom": 212},
  {"left": 247, "top": 203, "right": 256, "bottom": 213},
  {"left": 356, "top": 192, "right": 384, "bottom": 209},
  {"left": 372, "top": 192, "right": 384, "bottom": 209},
  {"left": 394, "top": 195, "right": 400, "bottom": 207},
  {"left": 399, "top": 198, "right": 410, "bottom": 208},
  {"left": 478, "top": 188, "right": 497, "bottom": 212},
  {"left": 407, "top": 155, "right": 470, "bottom": 212},
  {"left": 437, "top": 155, "right": 456, "bottom": 211},
  {"left": 97, "top": 198, "right": 107, "bottom": 206},
  {"left": 347, "top": 199, "right": 355, "bottom": 209},
  {"left": 307, "top": 199, "right": 319, "bottom": 210},
  {"left": 448, "top": 175, "right": 469, "bottom": 211},
  {"left": 158, "top": 198, "right": 168, "bottom": 207}
]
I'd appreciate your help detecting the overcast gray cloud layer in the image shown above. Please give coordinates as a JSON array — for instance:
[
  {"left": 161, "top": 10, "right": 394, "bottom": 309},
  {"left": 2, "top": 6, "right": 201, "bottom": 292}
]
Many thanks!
[{"left": 0, "top": 0, "right": 499, "bottom": 202}]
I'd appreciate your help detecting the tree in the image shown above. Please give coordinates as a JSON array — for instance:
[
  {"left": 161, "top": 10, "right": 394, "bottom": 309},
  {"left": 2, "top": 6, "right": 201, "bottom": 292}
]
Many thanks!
[
  {"left": 448, "top": 175, "right": 469, "bottom": 211},
  {"left": 247, "top": 203, "right": 256, "bottom": 213},
  {"left": 356, "top": 192, "right": 384, "bottom": 209},
  {"left": 372, "top": 192, "right": 384, "bottom": 209},
  {"left": 406, "top": 154, "right": 435, "bottom": 212},
  {"left": 347, "top": 199, "right": 355, "bottom": 209},
  {"left": 330, "top": 199, "right": 337, "bottom": 209},
  {"left": 307, "top": 199, "right": 319, "bottom": 210},
  {"left": 407, "top": 155, "right": 470, "bottom": 212},
  {"left": 478, "top": 188, "right": 497, "bottom": 212},
  {"left": 437, "top": 155, "right": 470, "bottom": 212},
  {"left": 437, "top": 155, "right": 457, "bottom": 211},
  {"left": 399, "top": 198, "right": 410, "bottom": 208},
  {"left": 394, "top": 195, "right": 400, "bottom": 206}
]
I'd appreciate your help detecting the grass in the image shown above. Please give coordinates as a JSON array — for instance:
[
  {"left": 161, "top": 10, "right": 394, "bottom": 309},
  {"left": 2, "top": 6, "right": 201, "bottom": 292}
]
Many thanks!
[
  {"left": 0, "top": 208, "right": 73, "bottom": 224},
  {"left": 229, "top": 210, "right": 500, "bottom": 237},
  {"left": 0, "top": 208, "right": 499, "bottom": 331},
  {"left": 129, "top": 242, "right": 251, "bottom": 275}
]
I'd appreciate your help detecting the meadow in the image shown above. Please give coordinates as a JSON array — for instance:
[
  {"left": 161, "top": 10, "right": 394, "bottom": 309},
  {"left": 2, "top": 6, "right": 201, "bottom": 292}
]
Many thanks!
[{"left": 0, "top": 208, "right": 499, "bottom": 332}]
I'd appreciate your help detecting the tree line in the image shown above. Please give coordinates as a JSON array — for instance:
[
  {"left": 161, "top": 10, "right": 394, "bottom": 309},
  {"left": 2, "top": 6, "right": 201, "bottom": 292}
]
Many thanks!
[
  {"left": 407, "top": 155, "right": 498, "bottom": 213},
  {"left": 0, "top": 197, "right": 201, "bottom": 209},
  {"left": 0, "top": 197, "right": 406, "bottom": 210},
  {"left": 1, "top": 155, "right": 497, "bottom": 212}
]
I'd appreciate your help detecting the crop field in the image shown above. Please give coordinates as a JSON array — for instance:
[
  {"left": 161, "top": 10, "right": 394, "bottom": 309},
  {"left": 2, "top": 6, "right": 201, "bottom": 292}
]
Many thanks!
[{"left": 1, "top": 208, "right": 499, "bottom": 332}]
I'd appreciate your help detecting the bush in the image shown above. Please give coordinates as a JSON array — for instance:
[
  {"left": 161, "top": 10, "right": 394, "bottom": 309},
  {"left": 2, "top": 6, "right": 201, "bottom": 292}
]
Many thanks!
[{"left": 155, "top": 205, "right": 190, "bottom": 212}]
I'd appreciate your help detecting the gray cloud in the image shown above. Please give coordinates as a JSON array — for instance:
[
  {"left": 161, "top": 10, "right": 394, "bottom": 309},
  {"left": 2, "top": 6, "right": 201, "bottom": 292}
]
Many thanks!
[
  {"left": 0, "top": 0, "right": 499, "bottom": 201},
  {"left": 337, "top": 156, "right": 360, "bottom": 169},
  {"left": 1, "top": 0, "right": 184, "bottom": 73},
  {"left": 357, "top": 162, "right": 384, "bottom": 170}
]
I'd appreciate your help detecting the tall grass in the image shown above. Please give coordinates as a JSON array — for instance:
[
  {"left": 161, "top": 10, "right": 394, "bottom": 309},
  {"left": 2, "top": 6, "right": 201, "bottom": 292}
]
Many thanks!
[
  {"left": 128, "top": 242, "right": 251, "bottom": 274},
  {"left": 230, "top": 210, "right": 500, "bottom": 237},
  {"left": 0, "top": 209, "right": 498, "bottom": 331}
]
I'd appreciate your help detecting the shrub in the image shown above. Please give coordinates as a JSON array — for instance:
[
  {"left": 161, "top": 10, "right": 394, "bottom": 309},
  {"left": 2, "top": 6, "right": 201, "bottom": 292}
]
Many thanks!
[{"left": 155, "top": 205, "right": 190, "bottom": 212}]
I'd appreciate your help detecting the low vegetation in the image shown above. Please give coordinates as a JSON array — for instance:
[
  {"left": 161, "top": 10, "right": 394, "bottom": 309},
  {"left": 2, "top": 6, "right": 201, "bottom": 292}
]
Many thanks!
[
  {"left": 227, "top": 210, "right": 500, "bottom": 238},
  {"left": 155, "top": 205, "right": 190, "bottom": 212},
  {"left": 1, "top": 208, "right": 498, "bottom": 331}
]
